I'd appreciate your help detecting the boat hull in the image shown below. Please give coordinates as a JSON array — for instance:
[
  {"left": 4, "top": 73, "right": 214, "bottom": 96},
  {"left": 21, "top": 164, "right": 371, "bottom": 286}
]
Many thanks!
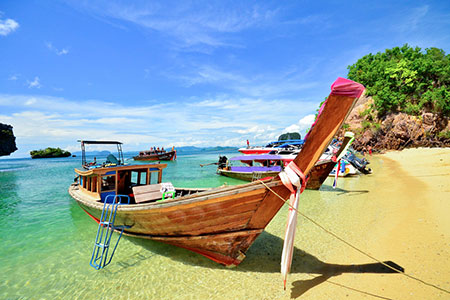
[
  {"left": 126, "top": 229, "right": 263, "bottom": 266},
  {"left": 217, "top": 169, "right": 280, "bottom": 182},
  {"left": 238, "top": 148, "right": 272, "bottom": 155},
  {"left": 305, "top": 160, "right": 337, "bottom": 190},
  {"left": 133, "top": 150, "right": 176, "bottom": 161},
  {"left": 69, "top": 180, "right": 287, "bottom": 266}
]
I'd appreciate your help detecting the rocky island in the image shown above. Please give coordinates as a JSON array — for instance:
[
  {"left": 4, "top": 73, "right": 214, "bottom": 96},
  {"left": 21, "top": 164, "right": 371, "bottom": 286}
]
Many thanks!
[
  {"left": 0, "top": 123, "right": 18, "bottom": 157},
  {"left": 338, "top": 45, "right": 450, "bottom": 152},
  {"left": 30, "top": 147, "right": 71, "bottom": 159}
]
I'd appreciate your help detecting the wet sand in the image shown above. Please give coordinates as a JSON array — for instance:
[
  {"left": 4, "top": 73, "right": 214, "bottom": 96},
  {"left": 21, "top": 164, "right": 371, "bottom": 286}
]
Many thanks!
[{"left": 284, "top": 147, "right": 450, "bottom": 299}]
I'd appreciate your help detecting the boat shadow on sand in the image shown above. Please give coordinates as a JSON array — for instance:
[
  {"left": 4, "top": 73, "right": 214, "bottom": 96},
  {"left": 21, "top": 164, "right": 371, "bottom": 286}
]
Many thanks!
[{"left": 121, "top": 231, "right": 403, "bottom": 297}]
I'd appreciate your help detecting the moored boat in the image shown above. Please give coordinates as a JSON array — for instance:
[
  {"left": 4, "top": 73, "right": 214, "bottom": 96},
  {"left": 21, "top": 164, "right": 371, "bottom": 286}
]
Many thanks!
[
  {"left": 68, "top": 77, "right": 364, "bottom": 266},
  {"left": 217, "top": 155, "right": 339, "bottom": 190},
  {"left": 238, "top": 139, "right": 304, "bottom": 155},
  {"left": 329, "top": 160, "right": 357, "bottom": 177},
  {"left": 133, "top": 147, "right": 176, "bottom": 161},
  {"left": 217, "top": 132, "right": 355, "bottom": 190},
  {"left": 217, "top": 154, "right": 285, "bottom": 182}
]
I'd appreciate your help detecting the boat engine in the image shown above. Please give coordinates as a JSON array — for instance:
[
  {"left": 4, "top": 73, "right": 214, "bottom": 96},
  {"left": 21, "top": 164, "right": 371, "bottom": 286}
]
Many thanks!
[{"left": 218, "top": 156, "right": 228, "bottom": 169}]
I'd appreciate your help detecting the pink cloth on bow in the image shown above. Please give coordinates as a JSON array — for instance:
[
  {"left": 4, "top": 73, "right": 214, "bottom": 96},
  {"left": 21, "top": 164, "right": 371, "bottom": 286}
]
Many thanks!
[
  {"left": 330, "top": 77, "right": 365, "bottom": 98},
  {"left": 304, "top": 77, "right": 364, "bottom": 141}
]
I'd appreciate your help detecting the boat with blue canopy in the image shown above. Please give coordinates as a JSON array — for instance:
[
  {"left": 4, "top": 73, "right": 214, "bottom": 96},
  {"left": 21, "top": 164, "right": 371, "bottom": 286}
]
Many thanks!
[{"left": 238, "top": 139, "right": 304, "bottom": 155}]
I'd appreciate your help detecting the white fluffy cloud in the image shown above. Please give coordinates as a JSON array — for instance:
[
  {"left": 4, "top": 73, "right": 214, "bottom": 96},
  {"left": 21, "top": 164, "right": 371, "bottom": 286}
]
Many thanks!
[
  {"left": 0, "top": 17, "right": 19, "bottom": 36},
  {"left": 45, "top": 42, "right": 69, "bottom": 55},
  {"left": 283, "top": 114, "right": 316, "bottom": 136},
  {"left": 0, "top": 92, "right": 322, "bottom": 157},
  {"left": 27, "top": 77, "right": 41, "bottom": 89}
]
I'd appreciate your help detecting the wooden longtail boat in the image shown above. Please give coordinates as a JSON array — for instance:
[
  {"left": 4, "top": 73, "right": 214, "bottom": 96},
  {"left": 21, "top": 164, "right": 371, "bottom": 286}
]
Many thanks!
[
  {"left": 69, "top": 78, "right": 364, "bottom": 266},
  {"left": 133, "top": 149, "right": 176, "bottom": 161},
  {"left": 217, "top": 154, "right": 284, "bottom": 182}
]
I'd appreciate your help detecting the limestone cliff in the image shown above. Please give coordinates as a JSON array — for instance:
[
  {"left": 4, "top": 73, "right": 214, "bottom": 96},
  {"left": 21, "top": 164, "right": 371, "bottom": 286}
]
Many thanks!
[
  {"left": 0, "top": 123, "right": 18, "bottom": 156},
  {"left": 341, "top": 96, "right": 450, "bottom": 152}
]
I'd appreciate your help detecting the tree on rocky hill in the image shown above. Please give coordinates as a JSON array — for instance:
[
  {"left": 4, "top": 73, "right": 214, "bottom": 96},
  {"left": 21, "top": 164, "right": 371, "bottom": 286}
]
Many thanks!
[
  {"left": 347, "top": 44, "right": 450, "bottom": 118},
  {"left": 335, "top": 45, "right": 450, "bottom": 151}
]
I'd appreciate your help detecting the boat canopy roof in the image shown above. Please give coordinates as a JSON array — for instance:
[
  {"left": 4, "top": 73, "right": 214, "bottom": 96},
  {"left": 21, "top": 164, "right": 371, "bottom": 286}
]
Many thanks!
[
  {"left": 230, "top": 154, "right": 283, "bottom": 161},
  {"left": 278, "top": 141, "right": 304, "bottom": 148},
  {"left": 78, "top": 140, "right": 123, "bottom": 145},
  {"left": 266, "top": 139, "right": 304, "bottom": 147},
  {"left": 78, "top": 140, "right": 124, "bottom": 168}
]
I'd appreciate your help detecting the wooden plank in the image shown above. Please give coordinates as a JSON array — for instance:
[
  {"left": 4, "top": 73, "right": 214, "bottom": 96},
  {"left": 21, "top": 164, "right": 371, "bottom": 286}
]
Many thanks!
[
  {"left": 127, "top": 199, "right": 261, "bottom": 231},
  {"left": 292, "top": 94, "right": 359, "bottom": 177},
  {"left": 248, "top": 84, "right": 363, "bottom": 228},
  {"left": 133, "top": 184, "right": 163, "bottom": 203},
  {"left": 136, "top": 211, "right": 255, "bottom": 236}
]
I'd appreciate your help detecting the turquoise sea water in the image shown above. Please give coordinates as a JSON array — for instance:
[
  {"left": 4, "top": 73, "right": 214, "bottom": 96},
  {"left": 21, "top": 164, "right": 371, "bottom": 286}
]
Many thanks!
[{"left": 0, "top": 151, "right": 383, "bottom": 299}]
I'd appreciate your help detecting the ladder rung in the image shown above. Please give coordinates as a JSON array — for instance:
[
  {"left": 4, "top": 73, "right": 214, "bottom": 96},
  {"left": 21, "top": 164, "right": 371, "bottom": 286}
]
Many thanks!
[{"left": 90, "top": 194, "right": 131, "bottom": 270}]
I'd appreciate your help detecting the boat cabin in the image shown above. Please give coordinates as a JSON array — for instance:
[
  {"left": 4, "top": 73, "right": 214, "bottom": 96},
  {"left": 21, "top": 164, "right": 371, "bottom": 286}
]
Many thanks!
[
  {"left": 75, "top": 140, "right": 168, "bottom": 203},
  {"left": 75, "top": 162, "right": 167, "bottom": 203}
]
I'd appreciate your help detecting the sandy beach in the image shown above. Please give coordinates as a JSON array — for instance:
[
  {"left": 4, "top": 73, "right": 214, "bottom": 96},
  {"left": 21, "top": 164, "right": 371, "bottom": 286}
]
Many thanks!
[{"left": 283, "top": 147, "right": 450, "bottom": 299}]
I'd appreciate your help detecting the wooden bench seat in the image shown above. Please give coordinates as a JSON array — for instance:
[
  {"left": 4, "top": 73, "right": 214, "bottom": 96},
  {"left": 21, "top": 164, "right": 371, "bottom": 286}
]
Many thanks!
[{"left": 132, "top": 183, "right": 174, "bottom": 204}]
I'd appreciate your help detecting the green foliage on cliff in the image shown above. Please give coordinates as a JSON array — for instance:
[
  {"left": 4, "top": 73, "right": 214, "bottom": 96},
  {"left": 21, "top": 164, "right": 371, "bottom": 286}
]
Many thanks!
[
  {"left": 30, "top": 147, "right": 71, "bottom": 159},
  {"left": 347, "top": 44, "right": 450, "bottom": 117}
]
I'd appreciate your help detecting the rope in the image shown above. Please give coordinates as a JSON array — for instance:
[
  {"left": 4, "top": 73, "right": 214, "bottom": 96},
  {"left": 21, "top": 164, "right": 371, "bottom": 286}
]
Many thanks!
[
  {"left": 257, "top": 180, "right": 450, "bottom": 295},
  {"left": 307, "top": 274, "right": 394, "bottom": 300}
]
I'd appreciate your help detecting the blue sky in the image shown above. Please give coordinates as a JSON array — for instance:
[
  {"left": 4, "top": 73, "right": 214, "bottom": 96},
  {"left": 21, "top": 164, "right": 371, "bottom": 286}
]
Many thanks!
[{"left": 1, "top": 1, "right": 450, "bottom": 157}]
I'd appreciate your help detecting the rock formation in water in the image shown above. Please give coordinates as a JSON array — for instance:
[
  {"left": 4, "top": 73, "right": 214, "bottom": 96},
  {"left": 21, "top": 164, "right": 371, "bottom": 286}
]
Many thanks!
[
  {"left": 0, "top": 123, "right": 18, "bottom": 156},
  {"left": 30, "top": 147, "right": 71, "bottom": 159}
]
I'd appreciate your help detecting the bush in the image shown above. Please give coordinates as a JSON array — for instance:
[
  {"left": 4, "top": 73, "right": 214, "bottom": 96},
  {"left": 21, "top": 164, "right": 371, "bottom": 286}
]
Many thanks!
[
  {"left": 347, "top": 44, "right": 450, "bottom": 117},
  {"left": 438, "top": 130, "right": 450, "bottom": 139}
]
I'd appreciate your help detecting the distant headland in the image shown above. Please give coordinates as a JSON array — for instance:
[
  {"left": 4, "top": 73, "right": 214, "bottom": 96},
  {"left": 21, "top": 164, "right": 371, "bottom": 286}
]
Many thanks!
[{"left": 30, "top": 147, "right": 71, "bottom": 159}]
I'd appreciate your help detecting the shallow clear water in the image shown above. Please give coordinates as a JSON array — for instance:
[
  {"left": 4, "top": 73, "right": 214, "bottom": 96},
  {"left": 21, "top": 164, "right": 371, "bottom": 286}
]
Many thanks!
[{"left": 0, "top": 151, "right": 382, "bottom": 299}]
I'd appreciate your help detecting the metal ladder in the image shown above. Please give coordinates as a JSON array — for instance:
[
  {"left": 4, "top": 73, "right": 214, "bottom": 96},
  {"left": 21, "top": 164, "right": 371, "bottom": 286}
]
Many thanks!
[{"left": 90, "top": 195, "right": 130, "bottom": 270}]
